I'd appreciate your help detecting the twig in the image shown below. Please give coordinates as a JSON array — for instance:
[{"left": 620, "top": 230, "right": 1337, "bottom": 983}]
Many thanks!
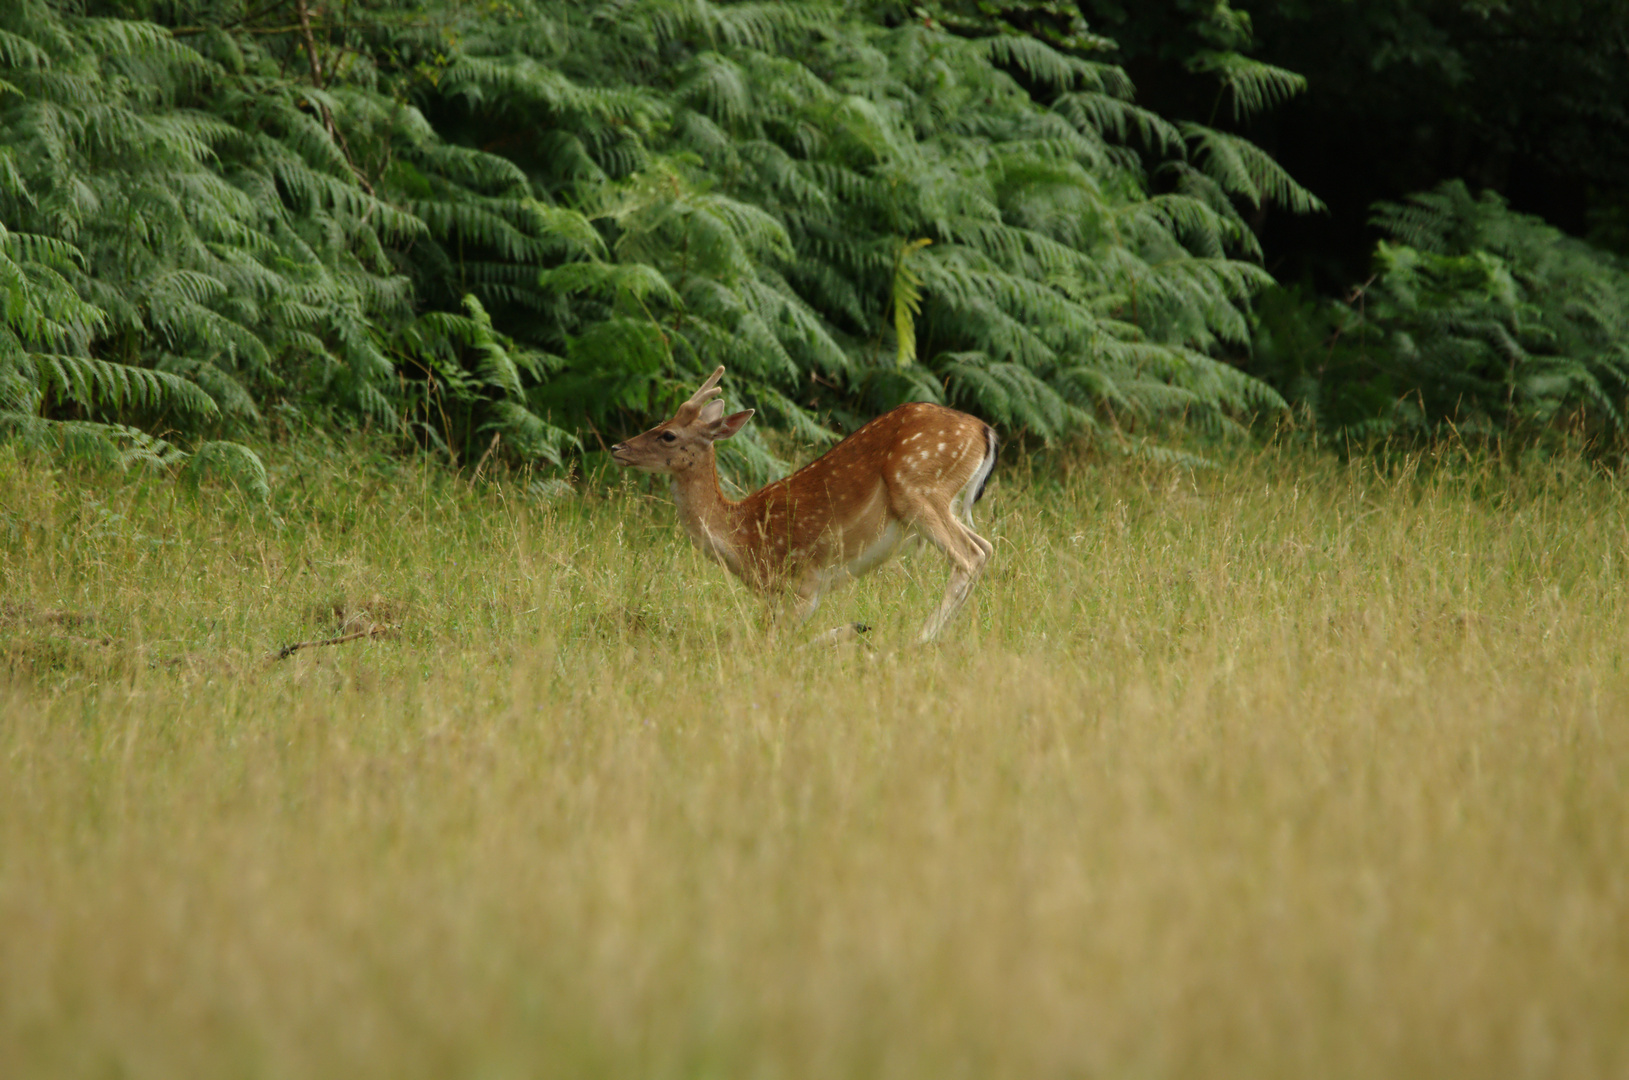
[
  {"left": 173, "top": 21, "right": 385, "bottom": 36},
  {"left": 583, "top": 416, "right": 612, "bottom": 456},
  {"left": 295, "top": 0, "right": 325, "bottom": 86},
  {"left": 292, "top": 0, "right": 376, "bottom": 196},
  {"left": 168, "top": 0, "right": 295, "bottom": 35},
  {"left": 272, "top": 623, "right": 391, "bottom": 661},
  {"left": 469, "top": 431, "right": 502, "bottom": 486}
]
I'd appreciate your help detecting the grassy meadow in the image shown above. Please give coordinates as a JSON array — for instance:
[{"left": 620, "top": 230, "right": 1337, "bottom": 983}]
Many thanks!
[{"left": 2, "top": 435, "right": 1627, "bottom": 1079}]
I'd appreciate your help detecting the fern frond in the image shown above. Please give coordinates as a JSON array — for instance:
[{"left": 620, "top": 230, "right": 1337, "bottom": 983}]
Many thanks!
[
  {"left": 1180, "top": 123, "right": 1326, "bottom": 214},
  {"left": 1187, "top": 51, "right": 1308, "bottom": 121},
  {"left": 891, "top": 237, "right": 932, "bottom": 368}
]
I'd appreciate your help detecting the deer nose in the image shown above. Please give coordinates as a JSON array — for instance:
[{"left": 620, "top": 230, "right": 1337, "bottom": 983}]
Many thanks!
[{"left": 611, "top": 443, "right": 625, "bottom": 452}]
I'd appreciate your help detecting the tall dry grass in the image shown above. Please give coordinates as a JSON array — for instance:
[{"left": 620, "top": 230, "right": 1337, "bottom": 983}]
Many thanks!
[{"left": 2, "top": 437, "right": 1626, "bottom": 1079}]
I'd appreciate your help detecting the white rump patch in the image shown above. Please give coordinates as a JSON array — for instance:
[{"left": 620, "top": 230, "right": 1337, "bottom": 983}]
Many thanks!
[{"left": 956, "top": 430, "right": 998, "bottom": 526}]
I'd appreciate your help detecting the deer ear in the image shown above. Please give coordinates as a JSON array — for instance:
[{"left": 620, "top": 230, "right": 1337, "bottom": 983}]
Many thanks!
[
  {"left": 708, "top": 409, "right": 754, "bottom": 441},
  {"left": 697, "top": 399, "right": 726, "bottom": 425}
]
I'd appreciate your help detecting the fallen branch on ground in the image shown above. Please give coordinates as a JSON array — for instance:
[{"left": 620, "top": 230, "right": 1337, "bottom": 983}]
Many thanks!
[{"left": 271, "top": 623, "right": 394, "bottom": 661}]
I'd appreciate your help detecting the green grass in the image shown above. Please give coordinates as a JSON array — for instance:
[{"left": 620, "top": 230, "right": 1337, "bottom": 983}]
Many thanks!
[{"left": 3, "top": 436, "right": 1628, "bottom": 1079}]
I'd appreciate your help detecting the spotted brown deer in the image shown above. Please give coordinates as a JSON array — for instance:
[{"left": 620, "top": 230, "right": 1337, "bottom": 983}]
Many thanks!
[{"left": 611, "top": 367, "right": 997, "bottom": 643}]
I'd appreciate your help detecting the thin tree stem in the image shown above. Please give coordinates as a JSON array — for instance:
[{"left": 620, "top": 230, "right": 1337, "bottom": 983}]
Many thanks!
[{"left": 295, "top": 0, "right": 324, "bottom": 87}]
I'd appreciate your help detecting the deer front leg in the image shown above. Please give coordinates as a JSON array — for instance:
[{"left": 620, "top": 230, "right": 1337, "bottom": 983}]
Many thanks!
[
  {"left": 784, "top": 569, "right": 870, "bottom": 646},
  {"left": 756, "top": 576, "right": 821, "bottom": 643}
]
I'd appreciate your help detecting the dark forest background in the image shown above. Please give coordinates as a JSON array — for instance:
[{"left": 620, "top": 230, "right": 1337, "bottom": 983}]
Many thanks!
[{"left": 1093, "top": 0, "right": 1629, "bottom": 280}]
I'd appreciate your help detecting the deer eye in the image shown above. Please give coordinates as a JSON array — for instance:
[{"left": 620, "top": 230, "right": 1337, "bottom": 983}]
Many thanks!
[{"left": 659, "top": 431, "right": 678, "bottom": 443}]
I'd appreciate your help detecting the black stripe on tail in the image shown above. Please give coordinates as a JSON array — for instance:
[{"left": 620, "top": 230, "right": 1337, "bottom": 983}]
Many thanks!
[{"left": 972, "top": 425, "right": 997, "bottom": 504}]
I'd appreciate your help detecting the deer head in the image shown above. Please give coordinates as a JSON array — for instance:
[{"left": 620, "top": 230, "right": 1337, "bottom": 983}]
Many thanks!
[{"left": 610, "top": 366, "right": 755, "bottom": 475}]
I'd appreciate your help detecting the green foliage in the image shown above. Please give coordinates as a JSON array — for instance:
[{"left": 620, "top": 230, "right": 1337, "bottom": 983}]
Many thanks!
[
  {"left": 501, "top": 0, "right": 1311, "bottom": 459},
  {"left": 1248, "top": 284, "right": 1397, "bottom": 442},
  {"left": 3, "top": 0, "right": 1318, "bottom": 490},
  {"left": 1253, "top": 182, "right": 1629, "bottom": 446},
  {"left": 0, "top": 413, "right": 191, "bottom": 474},
  {"left": 393, "top": 294, "right": 579, "bottom": 467},
  {"left": 180, "top": 438, "right": 270, "bottom": 500},
  {"left": 0, "top": 0, "right": 582, "bottom": 478},
  {"left": 1366, "top": 183, "right": 1629, "bottom": 438}
]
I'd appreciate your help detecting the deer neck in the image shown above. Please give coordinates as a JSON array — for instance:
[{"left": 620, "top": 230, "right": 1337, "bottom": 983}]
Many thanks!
[{"left": 669, "top": 450, "right": 741, "bottom": 570}]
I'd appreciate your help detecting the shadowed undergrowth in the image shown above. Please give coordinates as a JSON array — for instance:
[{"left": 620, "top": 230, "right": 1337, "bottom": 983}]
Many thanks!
[{"left": 2, "top": 438, "right": 1627, "bottom": 1079}]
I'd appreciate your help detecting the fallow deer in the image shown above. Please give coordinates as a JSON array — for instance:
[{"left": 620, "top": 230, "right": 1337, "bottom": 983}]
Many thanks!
[{"left": 611, "top": 367, "right": 997, "bottom": 643}]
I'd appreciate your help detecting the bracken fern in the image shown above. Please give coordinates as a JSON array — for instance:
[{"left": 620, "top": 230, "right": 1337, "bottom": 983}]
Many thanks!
[{"left": 3, "top": 0, "right": 1319, "bottom": 486}]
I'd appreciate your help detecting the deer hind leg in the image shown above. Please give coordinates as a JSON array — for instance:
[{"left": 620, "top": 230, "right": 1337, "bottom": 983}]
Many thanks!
[{"left": 909, "top": 501, "right": 991, "bottom": 643}]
